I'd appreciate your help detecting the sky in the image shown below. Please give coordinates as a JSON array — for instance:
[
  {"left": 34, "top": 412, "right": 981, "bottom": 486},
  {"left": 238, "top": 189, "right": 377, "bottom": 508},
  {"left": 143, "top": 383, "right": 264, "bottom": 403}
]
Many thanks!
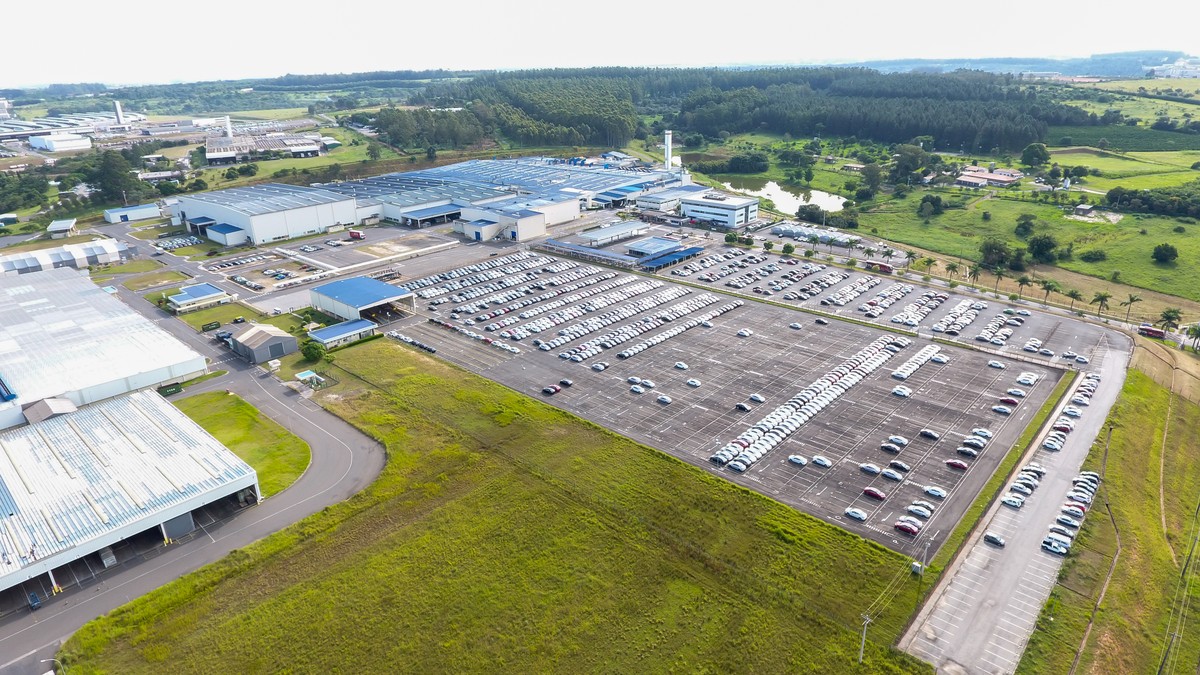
[{"left": 3, "top": 0, "right": 1198, "bottom": 89}]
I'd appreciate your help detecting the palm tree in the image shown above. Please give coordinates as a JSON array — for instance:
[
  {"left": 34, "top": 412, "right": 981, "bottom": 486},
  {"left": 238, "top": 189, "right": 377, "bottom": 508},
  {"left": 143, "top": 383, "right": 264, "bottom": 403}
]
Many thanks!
[
  {"left": 1159, "top": 307, "right": 1183, "bottom": 332},
  {"left": 992, "top": 267, "right": 1006, "bottom": 293},
  {"left": 863, "top": 247, "right": 876, "bottom": 260},
  {"left": 1091, "top": 291, "right": 1112, "bottom": 317},
  {"left": 923, "top": 258, "right": 938, "bottom": 276},
  {"left": 945, "top": 262, "right": 960, "bottom": 279},
  {"left": 1065, "top": 289, "right": 1084, "bottom": 310},
  {"left": 904, "top": 250, "right": 918, "bottom": 269},
  {"left": 1038, "top": 279, "right": 1060, "bottom": 304},
  {"left": 1187, "top": 323, "right": 1200, "bottom": 350},
  {"left": 1119, "top": 293, "right": 1142, "bottom": 325},
  {"left": 1016, "top": 275, "right": 1032, "bottom": 298},
  {"left": 967, "top": 264, "right": 983, "bottom": 286}
]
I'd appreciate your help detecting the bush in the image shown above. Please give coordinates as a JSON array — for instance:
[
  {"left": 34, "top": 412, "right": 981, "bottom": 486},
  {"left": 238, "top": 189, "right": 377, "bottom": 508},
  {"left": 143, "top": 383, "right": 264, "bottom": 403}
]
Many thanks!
[
  {"left": 301, "top": 341, "right": 326, "bottom": 362},
  {"left": 1152, "top": 242, "right": 1179, "bottom": 263},
  {"left": 982, "top": 211, "right": 992, "bottom": 221},
  {"left": 1174, "top": 225, "right": 1186, "bottom": 233},
  {"left": 1079, "top": 249, "right": 1107, "bottom": 262}
]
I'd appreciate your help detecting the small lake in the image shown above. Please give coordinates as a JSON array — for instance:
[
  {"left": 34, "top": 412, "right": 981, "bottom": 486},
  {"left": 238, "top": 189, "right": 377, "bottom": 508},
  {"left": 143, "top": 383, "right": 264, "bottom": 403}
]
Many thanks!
[{"left": 719, "top": 178, "right": 847, "bottom": 213}]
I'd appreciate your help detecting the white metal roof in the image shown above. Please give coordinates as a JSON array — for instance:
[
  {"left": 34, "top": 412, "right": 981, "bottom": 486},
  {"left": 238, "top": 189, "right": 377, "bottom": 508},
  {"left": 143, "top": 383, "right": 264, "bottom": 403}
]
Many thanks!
[
  {"left": 0, "top": 268, "right": 207, "bottom": 428},
  {"left": 0, "top": 390, "right": 258, "bottom": 591},
  {"left": 177, "top": 183, "right": 352, "bottom": 217}
]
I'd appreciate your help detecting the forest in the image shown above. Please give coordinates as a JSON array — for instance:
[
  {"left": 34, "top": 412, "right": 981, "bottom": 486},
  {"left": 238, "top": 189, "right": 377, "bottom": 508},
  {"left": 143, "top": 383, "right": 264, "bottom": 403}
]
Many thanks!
[
  {"left": 1106, "top": 180, "right": 1200, "bottom": 217},
  {"left": 0, "top": 173, "right": 50, "bottom": 214}
]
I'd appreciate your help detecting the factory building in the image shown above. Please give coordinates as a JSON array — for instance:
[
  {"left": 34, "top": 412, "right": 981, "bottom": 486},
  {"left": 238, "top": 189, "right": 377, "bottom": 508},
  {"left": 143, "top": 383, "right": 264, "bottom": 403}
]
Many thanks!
[
  {"left": 166, "top": 283, "right": 235, "bottom": 313},
  {"left": 680, "top": 193, "right": 759, "bottom": 229},
  {"left": 230, "top": 324, "right": 297, "bottom": 364},
  {"left": 104, "top": 204, "right": 161, "bottom": 223},
  {"left": 0, "top": 268, "right": 258, "bottom": 596},
  {"left": 0, "top": 239, "right": 131, "bottom": 276},
  {"left": 29, "top": 133, "right": 92, "bottom": 153},
  {"left": 172, "top": 184, "right": 358, "bottom": 246},
  {"left": 309, "top": 276, "right": 415, "bottom": 322},
  {"left": 307, "top": 319, "right": 378, "bottom": 349},
  {"left": 46, "top": 219, "right": 78, "bottom": 239}
]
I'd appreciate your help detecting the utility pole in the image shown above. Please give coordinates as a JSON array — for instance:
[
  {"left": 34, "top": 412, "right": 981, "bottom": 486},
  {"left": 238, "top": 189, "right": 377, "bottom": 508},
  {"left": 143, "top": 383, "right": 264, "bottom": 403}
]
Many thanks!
[
  {"left": 1155, "top": 631, "right": 1178, "bottom": 674},
  {"left": 858, "top": 613, "right": 873, "bottom": 664}
]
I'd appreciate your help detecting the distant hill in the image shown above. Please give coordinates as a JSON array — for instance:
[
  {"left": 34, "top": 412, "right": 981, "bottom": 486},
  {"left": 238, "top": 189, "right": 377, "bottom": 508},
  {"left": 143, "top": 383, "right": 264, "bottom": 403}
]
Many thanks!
[{"left": 839, "top": 51, "right": 1190, "bottom": 78}]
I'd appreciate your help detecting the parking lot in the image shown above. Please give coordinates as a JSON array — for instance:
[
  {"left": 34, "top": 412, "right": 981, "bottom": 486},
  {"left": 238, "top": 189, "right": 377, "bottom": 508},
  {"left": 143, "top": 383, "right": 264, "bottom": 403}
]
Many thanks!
[{"left": 380, "top": 249, "right": 1071, "bottom": 557}]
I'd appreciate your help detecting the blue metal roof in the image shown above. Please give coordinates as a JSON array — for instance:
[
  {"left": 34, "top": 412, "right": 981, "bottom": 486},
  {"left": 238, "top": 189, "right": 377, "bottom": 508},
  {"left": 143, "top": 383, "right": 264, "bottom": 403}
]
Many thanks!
[
  {"left": 208, "top": 223, "right": 243, "bottom": 234},
  {"left": 312, "top": 277, "right": 412, "bottom": 309},
  {"left": 309, "top": 319, "right": 377, "bottom": 342},
  {"left": 188, "top": 216, "right": 216, "bottom": 225},
  {"left": 627, "top": 237, "right": 679, "bottom": 257},
  {"left": 168, "top": 283, "right": 226, "bottom": 303},
  {"left": 640, "top": 246, "right": 705, "bottom": 270}
]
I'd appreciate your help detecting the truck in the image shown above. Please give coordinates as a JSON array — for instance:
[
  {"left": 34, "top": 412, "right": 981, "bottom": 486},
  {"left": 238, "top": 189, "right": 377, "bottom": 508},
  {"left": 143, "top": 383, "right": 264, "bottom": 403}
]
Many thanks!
[{"left": 348, "top": 229, "right": 365, "bottom": 240}]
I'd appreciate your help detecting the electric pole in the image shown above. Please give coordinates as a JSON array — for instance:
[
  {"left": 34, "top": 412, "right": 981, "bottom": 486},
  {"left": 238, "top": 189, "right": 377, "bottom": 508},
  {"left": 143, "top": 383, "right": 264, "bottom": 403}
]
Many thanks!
[{"left": 858, "top": 613, "right": 873, "bottom": 664}]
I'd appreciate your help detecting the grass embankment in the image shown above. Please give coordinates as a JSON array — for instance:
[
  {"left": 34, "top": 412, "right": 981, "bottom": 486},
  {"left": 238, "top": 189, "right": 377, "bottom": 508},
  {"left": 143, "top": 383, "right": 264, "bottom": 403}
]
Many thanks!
[
  {"left": 61, "top": 340, "right": 931, "bottom": 674},
  {"left": 173, "top": 391, "right": 310, "bottom": 498},
  {"left": 1, "top": 233, "right": 103, "bottom": 252},
  {"left": 128, "top": 225, "right": 184, "bottom": 241},
  {"left": 1017, "top": 370, "right": 1200, "bottom": 674}
]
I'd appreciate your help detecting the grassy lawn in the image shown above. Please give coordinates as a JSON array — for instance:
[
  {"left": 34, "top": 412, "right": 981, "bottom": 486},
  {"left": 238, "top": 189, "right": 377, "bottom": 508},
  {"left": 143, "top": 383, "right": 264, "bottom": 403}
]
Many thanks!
[
  {"left": 173, "top": 391, "right": 310, "bottom": 498},
  {"left": 1, "top": 233, "right": 104, "bottom": 252},
  {"left": 166, "top": 301, "right": 335, "bottom": 335},
  {"left": 1088, "top": 79, "right": 1200, "bottom": 96},
  {"left": 122, "top": 270, "right": 189, "bottom": 291},
  {"left": 89, "top": 259, "right": 163, "bottom": 280},
  {"left": 228, "top": 108, "right": 309, "bottom": 121},
  {"left": 60, "top": 340, "right": 932, "bottom": 674},
  {"left": 1047, "top": 126, "right": 1200, "bottom": 152},
  {"left": 1017, "top": 370, "right": 1200, "bottom": 674},
  {"left": 196, "top": 127, "right": 401, "bottom": 191}
]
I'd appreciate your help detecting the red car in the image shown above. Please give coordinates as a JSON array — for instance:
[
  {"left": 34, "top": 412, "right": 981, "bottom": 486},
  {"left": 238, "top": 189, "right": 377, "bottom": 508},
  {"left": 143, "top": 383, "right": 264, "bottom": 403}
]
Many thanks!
[
  {"left": 999, "top": 396, "right": 1020, "bottom": 405},
  {"left": 894, "top": 522, "right": 920, "bottom": 535},
  {"left": 863, "top": 487, "right": 887, "bottom": 500},
  {"left": 945, "top": 459, "right": 970, "bottom": 471},
  {"left": 1053, "top": 424, "right": 1073, "bottom": 433}
]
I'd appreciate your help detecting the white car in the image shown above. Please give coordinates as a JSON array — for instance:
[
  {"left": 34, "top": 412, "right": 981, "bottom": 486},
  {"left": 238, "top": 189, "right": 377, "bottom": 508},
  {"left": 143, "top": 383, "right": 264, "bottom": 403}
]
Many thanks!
[
  {"left": 844, "top": 507, "right": 868, "bottom": 521},
  {"left": 988, "top": 360, "right": 1006, "bottom": 369},
  {"left": 972, "top": 428, "right": 994, "bottom": 439},
  {"left": 812, "top": 455, "right": 832, "bottom": 468},
  {"left": 686, "top": 378, "right": 702, "bottom": 387},
  {"left": 1002, "top": 495, "right": 1026, "bottom": 508},
  {"left": 892, "top": 385, "right": 913, "bottom": 398},
  {"left": 787, "top": 455, "right": 808, "bottom": 467},
  {"left": 737, "top": 328, "right": 754, "bottom": 337},
  {"left": 656, "top": 395, "right": 673, "bottom": 405},
  {"left": 674, "top": 362, "right": 689, "bottom": 370},
  {"left": 930, "top": 354, "right": 950, "bottom": 364}
]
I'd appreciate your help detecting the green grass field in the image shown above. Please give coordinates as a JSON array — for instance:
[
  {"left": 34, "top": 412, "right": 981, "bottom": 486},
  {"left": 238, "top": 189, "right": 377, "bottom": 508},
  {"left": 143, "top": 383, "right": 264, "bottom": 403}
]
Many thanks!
[
  {"left": 122, "top": 270, "right": 189, "bottom": 291},
  {"left": 89, "top": 259, "right": 163, "bottom": 283},
  {"left": 128, "top": 225, "right": 184, "bottom": 240},
  {"left": 1047, "top": 126, "right": 1200, "bottom": 152},
  {"left": 1088, "top": 79, "right": 1200, "bottom": 96},
  {"left": 228, "top": 108, "right": 309, "bottom": 121},
  {"left": 197, "top": 127, "right": 401, "bottom": 191},
  {"left": 1017, "top": 370, "right": 1200, "bottom": 673},
  {"left": 1059, "top": 97, "right": 1200, "bottom": 128},
  {"left": 173, "top": 391, "right": 310, "bottom": 497},
  {"left": 60, "top": 340, "right": 932, "bottom": 674}
]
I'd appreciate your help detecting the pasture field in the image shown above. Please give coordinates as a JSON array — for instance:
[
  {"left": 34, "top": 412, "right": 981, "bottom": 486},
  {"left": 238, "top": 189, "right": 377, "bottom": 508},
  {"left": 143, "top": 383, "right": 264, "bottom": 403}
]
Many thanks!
[
  {"left": 1088, "top": 79, "right": 1200, "bottom": 96},
  {"left": 1049, "top": 148, "right": 1178, "bottom": 176},
  {"left": 1059, "top": 97, "right": 1200, "bottom": 127},
  {"left": 60, "top": 341, "right": 932, "bottom": 674},
  {"left": 174, "top": 391, "right": 311, "bottom": 497},
  {"left": 122, "top": 270, "right": 189, "bottom": 291},
  {"left": 1047, "top": 126, "right": 1200, "bottom": 152},
  {"left": 227, "top": 107, "right": 310, "bottom": 121},
  {"left": 858, "top": 190, "right": 1200, "bottom": 304},
  {"left": 1017, "top": 370, "right": 1200, "bottom": 674}
]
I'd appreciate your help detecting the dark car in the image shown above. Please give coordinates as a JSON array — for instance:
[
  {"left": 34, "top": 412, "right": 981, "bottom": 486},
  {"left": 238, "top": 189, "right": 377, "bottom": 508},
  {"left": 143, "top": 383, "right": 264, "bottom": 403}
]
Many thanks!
[
  {"left": 559, "top": 379, "right": 574, "bottom": 387},
  {"left": 232, "top": 316, "right": 246, "bottom": 324},
  {"left": 945, "top": 459, "right": 969, "bottom": 470},
  {"left": 879, "top": 442, "right": 902, "bottom": 455},
  {"left": 919, "top": 429, "right": 940, "bottom": 440},
  {"left": 542, "top": 385, "right": 561, "bottom": 395},
  {"left": 894, "top": 522, "right": 920, "bottom": 535},
  {"left": 863, "top": 487, "right": 887, "bottom": 500}
]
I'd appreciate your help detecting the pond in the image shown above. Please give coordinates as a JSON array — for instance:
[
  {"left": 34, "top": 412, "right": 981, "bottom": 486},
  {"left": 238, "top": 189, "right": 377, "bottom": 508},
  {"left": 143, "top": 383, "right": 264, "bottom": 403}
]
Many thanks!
[{"left": 719, "top": 178, "right": 848, "bottom": 213}]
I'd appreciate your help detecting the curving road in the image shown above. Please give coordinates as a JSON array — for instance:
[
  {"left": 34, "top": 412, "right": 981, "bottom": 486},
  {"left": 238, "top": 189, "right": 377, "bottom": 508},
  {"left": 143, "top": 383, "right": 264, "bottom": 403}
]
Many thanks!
[{"left": 0, "top": 268, "right": 386, "bottom": 675}]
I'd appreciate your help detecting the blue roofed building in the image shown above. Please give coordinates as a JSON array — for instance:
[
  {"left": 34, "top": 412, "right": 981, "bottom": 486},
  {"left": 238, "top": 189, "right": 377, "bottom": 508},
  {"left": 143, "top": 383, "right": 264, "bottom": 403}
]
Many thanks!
[
  {"left": 167, "top": 282, "right": 234, "bottom": 313},
  {"left": 206, "top": 222, "right": 249, "bottom": 246},
  {"left": 307, "top": 318, "right": 378, "bottom": 348},
  {"left": 310, "top": 276, "right": 414, "bottom": 322}
]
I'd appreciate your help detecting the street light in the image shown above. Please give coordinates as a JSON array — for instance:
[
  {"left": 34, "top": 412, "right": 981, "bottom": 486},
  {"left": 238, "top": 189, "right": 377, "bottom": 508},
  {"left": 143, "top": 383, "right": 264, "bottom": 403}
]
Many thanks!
[{"left": 40, "top": 659, "right": 67, "bottom": 674}]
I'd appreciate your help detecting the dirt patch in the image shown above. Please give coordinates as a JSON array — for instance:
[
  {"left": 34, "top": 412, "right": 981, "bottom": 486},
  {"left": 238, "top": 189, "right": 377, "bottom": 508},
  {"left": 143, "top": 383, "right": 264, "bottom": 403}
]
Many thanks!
[{"left": 1066, "top": 211, "right": 1124, "bottom": 225}]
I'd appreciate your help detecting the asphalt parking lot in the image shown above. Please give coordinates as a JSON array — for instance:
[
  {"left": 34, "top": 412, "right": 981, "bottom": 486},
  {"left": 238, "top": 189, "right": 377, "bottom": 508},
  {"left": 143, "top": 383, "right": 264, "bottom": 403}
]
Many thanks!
[{"left": 385, "top": 252, "right": 1069, "bottom": 557}]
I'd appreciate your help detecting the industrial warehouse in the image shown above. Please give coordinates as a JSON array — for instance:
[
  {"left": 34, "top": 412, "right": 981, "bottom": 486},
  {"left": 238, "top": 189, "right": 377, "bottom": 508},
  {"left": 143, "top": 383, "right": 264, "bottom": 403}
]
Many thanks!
[
  {"left": 170, "top": 155, "right": 728, "bottom": 247},
  {"left": 0, "top": 269, "right": 258, "bottom": 600}
]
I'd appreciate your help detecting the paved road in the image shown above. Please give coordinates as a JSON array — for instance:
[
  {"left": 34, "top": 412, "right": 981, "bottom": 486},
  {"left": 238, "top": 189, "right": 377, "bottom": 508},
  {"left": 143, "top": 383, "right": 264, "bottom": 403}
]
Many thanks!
[
  {"left": 899, "top": 337, "right": 1131, "bottom": 674},
  {"left": 0, "top": 267, "right": 386, "bottom": 675}
]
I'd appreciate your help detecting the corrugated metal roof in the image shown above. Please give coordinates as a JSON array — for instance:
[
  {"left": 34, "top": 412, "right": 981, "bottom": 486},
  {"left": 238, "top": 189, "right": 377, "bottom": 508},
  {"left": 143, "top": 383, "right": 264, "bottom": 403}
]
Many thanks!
[
  {"left": 47, "top": 219, "right": 77, "bottom": 232},
  {"left": 578, "top": 221, "right": 648, "bottom": 242},
  {"left": 308, "top": 319, "right": 377, "bottom": 342},
  {"left": 234, "top": 324, "right": 292, "bottom": 350},
  {"left": 0, "top": 268, "right": 206, "bottom": 421},
  {"left": 168, "top": 283, "right": 227, "bottom": 303},
  {"left": 0, "top": 390, "right": 257, "bottom": 591},
  {"left": 177, "top": 183, "right": 351, "bottom": 217},
  {"left": 207, "top": 223, "right": 243, "bottom": 235},
  {"left": 311, "top": 277, "right": 411, "bottom": 309}
]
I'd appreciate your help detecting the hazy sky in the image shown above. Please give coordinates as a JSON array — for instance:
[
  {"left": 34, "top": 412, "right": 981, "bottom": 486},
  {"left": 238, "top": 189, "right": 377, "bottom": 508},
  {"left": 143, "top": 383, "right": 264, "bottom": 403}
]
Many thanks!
[{"left": 4, "top": 0, "right": 1198, "bottom": 88}]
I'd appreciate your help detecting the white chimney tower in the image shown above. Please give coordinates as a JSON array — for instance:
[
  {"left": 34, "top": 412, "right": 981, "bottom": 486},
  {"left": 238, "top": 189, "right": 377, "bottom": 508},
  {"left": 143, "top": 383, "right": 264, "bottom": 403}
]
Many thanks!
[
  {"left": 225, "top": 115, "right": 234, "bottom": 138},
  {"left": 113, "top": 100, "right": 125, "bottom": 126},
  {"left": 664, "top": 130, "right": 673, "bottom": 169}
]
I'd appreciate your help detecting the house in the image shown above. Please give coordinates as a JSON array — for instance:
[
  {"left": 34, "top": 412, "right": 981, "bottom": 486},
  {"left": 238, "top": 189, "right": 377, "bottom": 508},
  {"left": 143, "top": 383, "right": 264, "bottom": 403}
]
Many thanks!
[{"left": 1074, "top": 204, "right": 1095, "bottom": 216}]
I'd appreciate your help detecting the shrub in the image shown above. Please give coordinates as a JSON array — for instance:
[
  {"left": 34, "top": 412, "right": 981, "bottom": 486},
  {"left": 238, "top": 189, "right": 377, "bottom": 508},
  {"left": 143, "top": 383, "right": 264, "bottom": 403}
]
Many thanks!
[
  {"left": 1174, "top": 225, "right": 1186, "bottom": 233},
  {"left": 301, "top": 341, "right": 326, "bottom": 362},
  {"left": 1152, "top": 242, "right": 1179, "bottom": 264},
  {"left": 982, "top": 211, "right": 992, "bottom": 221},
  {"left": 1079, "top": 249, "right": 1108, "bottom": 262}
]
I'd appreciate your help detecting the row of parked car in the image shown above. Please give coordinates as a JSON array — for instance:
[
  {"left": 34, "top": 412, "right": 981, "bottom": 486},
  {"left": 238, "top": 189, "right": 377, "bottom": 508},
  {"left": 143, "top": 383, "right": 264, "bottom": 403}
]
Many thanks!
[
  {"left": 228, "top": 274, "right": 265, "bottom": 292},
  {"left": 530, "top": 287, "right": 693, "bottom": 351},
  {"left": 889, "top": 290, "right": 951, "bottom": 326},
  {"left": 1042, "top": 471, "right": 1102, "bottom": 555},
  {"left": 388, "top": 331, "right": 437, "bottom": 354},
  {"left": 405, "top": 251, "right": 541, "bottom": 299},
  {"left": 614, "top": 298, "right": 741, "bottom": 361},
  {"left": 891, "top": 345, "right": 944, "bottom": 380},
  {"left": 154, "top": 235, "right": 202, "bottom": 251},
  {"left": 779, "top": 269, "right": 846, "bottom": 301},
  {"left": 709, "top": 334, "right": 913, "bottom": 473},
  {"left": 208, "top": 253, "right": 274, "bottom": 270},
  {"left": 853, "top": 282, "right": 916, "bottom": 318},
  {"left": 820, "top": 275, "right": 882, "bottom": 307},
  {"left": 425, "top": 318, "right": 520, "bottom": 354}
]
